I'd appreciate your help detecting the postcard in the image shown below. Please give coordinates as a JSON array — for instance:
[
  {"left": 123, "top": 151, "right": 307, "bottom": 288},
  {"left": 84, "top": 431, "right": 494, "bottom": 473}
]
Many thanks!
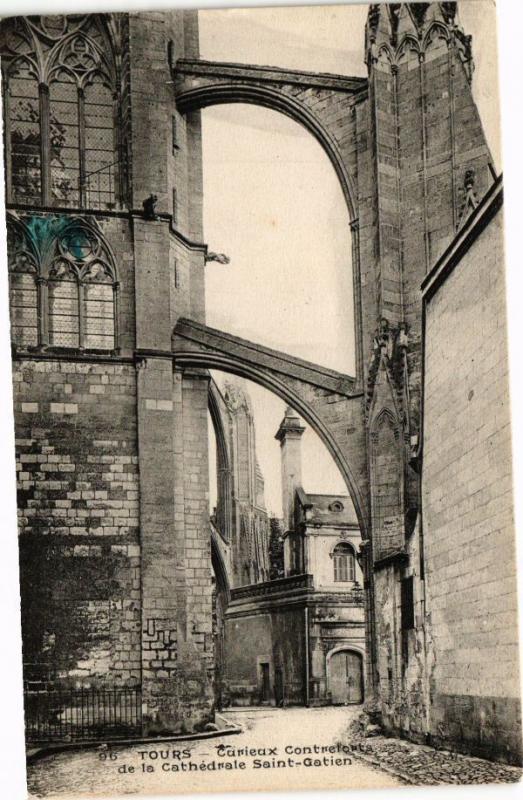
[{"left": 0, "top": 2, "right": 520, "bottom": 797}]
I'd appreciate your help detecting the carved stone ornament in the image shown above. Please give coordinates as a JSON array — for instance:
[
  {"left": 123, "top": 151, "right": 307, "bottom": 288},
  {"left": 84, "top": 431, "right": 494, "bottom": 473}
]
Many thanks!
[
  {"left": 367, "top": 5, "right": 381, "bottom": 35},
  {"left": 457, "top": 168, "right": 479, "bottom": 228},
  {"left": 142, "top": 194, "right": 159, "bottom": 220},
  {"left": 205, "top": 251, "right": 231, "bottom": 265},
  {"left": 223, "top": 380, "right": 253, "bottom": 414},
  {"left": 441, "top": 2, "right": 458, "bottom": 25}
]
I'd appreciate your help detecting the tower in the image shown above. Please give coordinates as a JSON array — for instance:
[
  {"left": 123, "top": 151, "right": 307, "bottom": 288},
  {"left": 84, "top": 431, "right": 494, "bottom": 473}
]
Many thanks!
[
  {"left": 1, "top": 9, "right": 213, "bottom": 735},
  {"left": 362, "top": 1, "right": 497, "bottom": 741},
  {"left": 275, "top": 407, "right": 306, "bottom": 533}
]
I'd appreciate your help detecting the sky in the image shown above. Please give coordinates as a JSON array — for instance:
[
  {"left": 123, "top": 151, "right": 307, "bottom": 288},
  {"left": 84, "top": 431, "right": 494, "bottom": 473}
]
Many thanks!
[{"left": 200, "top": 1, "right": 502, "bottom": 518}]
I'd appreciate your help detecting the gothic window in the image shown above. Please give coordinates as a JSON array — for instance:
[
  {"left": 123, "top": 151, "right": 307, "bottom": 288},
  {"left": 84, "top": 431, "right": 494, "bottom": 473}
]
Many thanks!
[
  {"left": 49, "top": 224, "right": 117, "bottom": 349},
  {"left": 0, "top": 21, "right": 41, "bottom": 205},
  {"left": 333, "top": 542, "right": 355, "bottom": 582},
  {"left": 83, "top": 263, "right": 115, "bottom": 349},
  {"left": 370, "top": 409, "right": 404, "bottom": 561},
  {"left": 48, "top": 260, "right": 80, "bottom": 346},
  {"left": 7, "top": 221, "right": 39, "bottom": 347},
  {"left": 1, "top": 16, "right": 119, "bottom": 209},
  {"left": 7, "top": 215, "right": 118, "bottom": 351}
]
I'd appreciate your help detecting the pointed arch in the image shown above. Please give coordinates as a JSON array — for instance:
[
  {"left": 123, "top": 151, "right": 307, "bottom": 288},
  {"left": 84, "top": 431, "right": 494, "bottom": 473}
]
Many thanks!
[
  {"left": 376, "top": 42, "right": 394, "bottom": 65},
  {"left": 6, "top": 213, "right": 40, "bottom": 347},
  {"left": 208, "top": 381, "right": 233, "bottom": 544},
  {"left": 1, "top": 14, "right": 121, "bottom": 209},
  {"left": 396, "top": 34, "right": 421, "bottom": 65},
  {"left": 371, "top": 406, "right": 401, "bottom": 442},
  {"left": 175, "top": 82, "right": 357, "bottom": 221},
  {"left": 6, "top": 214, "right": 119, "bottom": 351},
  {"left": 172, "top": 345, "right": 368, "bottom": 540},
  {"left": 369, "top": 404, "right": 405, "bottom": 563},
  {"left": 422, "top": 21, "right": 450, "bottom": 53}
]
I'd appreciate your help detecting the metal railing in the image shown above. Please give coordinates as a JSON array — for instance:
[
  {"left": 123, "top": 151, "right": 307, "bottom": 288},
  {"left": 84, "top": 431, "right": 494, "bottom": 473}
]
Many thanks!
[
  {"left": 80, "top": 160, "right": 120, "bottom": 210},
  {"left": 24, "top": 686, "right": 142, "bottom": 743}
]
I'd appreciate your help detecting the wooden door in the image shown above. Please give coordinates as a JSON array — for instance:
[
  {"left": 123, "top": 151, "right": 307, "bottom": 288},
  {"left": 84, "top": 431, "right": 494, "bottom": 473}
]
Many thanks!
[{"left": 329, "top": 650, "right": 363, "bottom": 705}]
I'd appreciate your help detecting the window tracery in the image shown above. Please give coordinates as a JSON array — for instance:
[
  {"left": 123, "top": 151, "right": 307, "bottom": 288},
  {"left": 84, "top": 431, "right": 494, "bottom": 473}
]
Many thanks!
[
  {"left": 7, "top": 214, "right": 118, "bottom": 351},
  {"left": 1, "top": 15, "right": 120, "bottom": 209},
  {"left": 7, "top": 219, "right": 39, "bottom": 347}
]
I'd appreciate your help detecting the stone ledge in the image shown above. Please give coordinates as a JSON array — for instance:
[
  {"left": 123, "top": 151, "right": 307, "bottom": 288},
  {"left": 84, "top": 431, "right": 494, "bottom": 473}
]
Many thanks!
[
  {"left": 173, "top": 318, "right": 357, "bottom": 396},
  {"left": 175, "top": 58, "right": 368, "bottom": 93}
]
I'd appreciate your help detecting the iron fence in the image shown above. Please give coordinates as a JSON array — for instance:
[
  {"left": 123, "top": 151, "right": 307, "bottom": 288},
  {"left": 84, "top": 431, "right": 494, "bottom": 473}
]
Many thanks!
[{"left": 24, "top": 686, "right": 142, "bottom": 744}]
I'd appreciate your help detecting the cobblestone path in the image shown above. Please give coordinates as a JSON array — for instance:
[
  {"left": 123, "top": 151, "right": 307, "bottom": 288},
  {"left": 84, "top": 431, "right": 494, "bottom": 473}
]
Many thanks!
[
  {"left": 344, "top": 725, "right": 522, "bottom": 786},
  {"left": 27, "top": 705, "right": 522, "bottom": 798}
]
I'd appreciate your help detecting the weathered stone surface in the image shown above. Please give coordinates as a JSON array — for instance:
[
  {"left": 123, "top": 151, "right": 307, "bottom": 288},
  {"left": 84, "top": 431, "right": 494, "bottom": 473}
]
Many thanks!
[{"left": 1, "top": 4, "right": 519, "bottom": 764}]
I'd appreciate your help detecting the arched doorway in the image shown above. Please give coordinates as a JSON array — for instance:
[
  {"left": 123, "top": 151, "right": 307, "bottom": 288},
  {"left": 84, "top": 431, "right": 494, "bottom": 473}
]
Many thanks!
[{"left": 327, "top": 647, "right": 364, "bottom": 705}]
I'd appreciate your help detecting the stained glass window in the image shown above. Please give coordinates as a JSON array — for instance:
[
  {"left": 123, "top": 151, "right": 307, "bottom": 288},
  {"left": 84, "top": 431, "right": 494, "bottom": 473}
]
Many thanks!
[
  {"left": 1, "top": 16, "right": 119, "bottom": 209},
  {"left": 48, "top": 263, "right": 80, "bottom": 347},
  {"left": 9, "top": 61, "right": 41, "bottom": 205},
  {"left": 83, "top": 266, "right": 115, "bottom": 349},
  {"left": 49, "top": 77, "right": 80, "bottom": 206},
  {"left": 84, "top": 76, "right": 116, "bottom": 208},
  {"left": 9, "top": 272, "right": 38, "bottom": 347}
]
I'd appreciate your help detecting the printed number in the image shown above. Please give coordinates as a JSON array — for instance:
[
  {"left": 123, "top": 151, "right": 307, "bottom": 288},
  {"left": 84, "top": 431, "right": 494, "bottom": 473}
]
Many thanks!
[{"left": 99, "top": 751, "right": 118, "bottom": 761}]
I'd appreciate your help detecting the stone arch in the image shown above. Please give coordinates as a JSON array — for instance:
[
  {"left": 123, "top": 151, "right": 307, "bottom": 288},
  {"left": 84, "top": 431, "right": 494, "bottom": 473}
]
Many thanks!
[
  {"left": 396, "top": 34, "right": 421, "bottom": 65},
  {"left": 328, "top": 538, "right": 358, "bottom": 559},
  {"left": 175, "top": 82, "right": 357, "bottom": 221},
  {"left": 326, "top": 646, "right": 365, "bottom": 704},
  {"left": 211, "top": 527, "right": 230, "bottom": 711},
  {"left": 371, "top": 406, "right": 400, "bottom": 441},
  {"left": 173, "top": 347, "right": 367, "bottom": 540},
  {"left": 211, "top": 527, "right": 231, "bottom": 604},
  {"left": 422, "top": 21, "right": 450, "bottom": 52},
  {"left": 208, "top": 381, "right": 232, "bottom": 543},
  {"left": 326, "top": 643, "right": 365, "bottom": 663}
]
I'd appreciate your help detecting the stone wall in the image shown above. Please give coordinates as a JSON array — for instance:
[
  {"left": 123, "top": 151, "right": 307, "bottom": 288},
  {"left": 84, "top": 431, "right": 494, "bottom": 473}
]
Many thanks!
[
  {"left": 223, "top": 604, "right": 306, "bottom": 707},
  {"left": 14, "top": 358, "right": 140, "bottom": 687},
  {"left": 423, "top": 192, "right": 521, "bottom": 764}
]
